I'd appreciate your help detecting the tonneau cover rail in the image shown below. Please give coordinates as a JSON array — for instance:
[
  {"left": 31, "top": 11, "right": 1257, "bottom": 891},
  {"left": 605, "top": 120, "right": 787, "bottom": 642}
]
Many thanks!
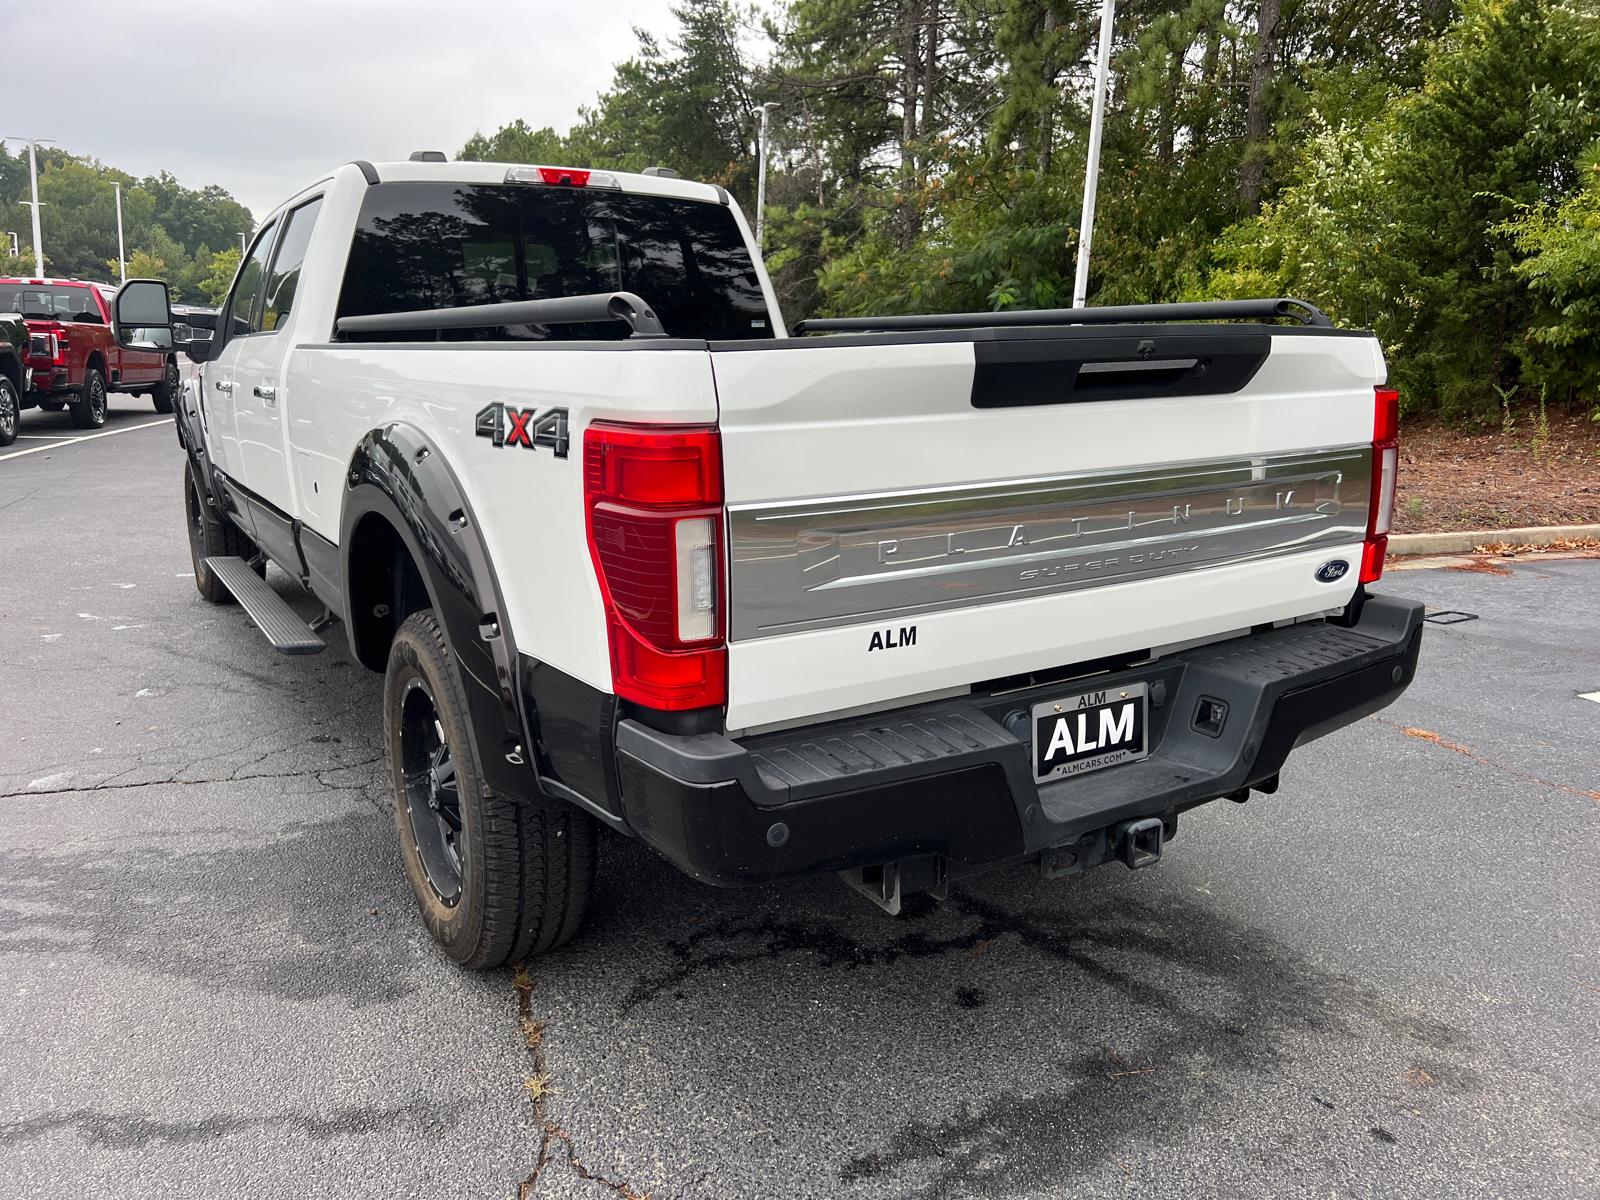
[
  {"left": 335, "top": 291, "right": 668, "bottom": 339},
  {"left": 792, "top": 297, "right": 1331, "bottom": 334}
]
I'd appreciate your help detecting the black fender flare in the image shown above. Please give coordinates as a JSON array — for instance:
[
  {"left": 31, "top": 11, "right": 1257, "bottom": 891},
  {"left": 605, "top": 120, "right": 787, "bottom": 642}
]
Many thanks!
[
  {"left": 340, "top": 423, "right": 544, "bottom": 804},
  {"left": 174, "top": 373, "right": 222, "bottom": 504}
]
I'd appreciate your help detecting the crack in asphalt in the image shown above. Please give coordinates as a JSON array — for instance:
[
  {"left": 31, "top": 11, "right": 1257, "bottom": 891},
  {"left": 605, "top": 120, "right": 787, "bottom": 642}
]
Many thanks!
[
  {"left": 620, "top": 890, "right": 1200, "bottom": 1019},
  {"left": 1372, "top": 715, "right": 1600, "bottom": 802},
  {"left": 512, "top": 963, "right": 650, "bottom": 1200},
  {"left": 0, "top": 756, "right": 384, "bottom": 800}
]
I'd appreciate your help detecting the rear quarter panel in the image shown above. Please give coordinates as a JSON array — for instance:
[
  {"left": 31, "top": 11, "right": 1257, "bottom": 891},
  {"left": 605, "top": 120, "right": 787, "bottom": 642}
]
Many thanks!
[{"left": 286, "top": 343, "right": 718, "bottom": 691}]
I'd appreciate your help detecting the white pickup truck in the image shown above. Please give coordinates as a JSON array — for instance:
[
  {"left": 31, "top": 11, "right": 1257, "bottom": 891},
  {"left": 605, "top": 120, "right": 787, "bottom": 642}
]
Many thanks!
[{"left": 109, "top": 154, "right": 1422, "bottom": 969}]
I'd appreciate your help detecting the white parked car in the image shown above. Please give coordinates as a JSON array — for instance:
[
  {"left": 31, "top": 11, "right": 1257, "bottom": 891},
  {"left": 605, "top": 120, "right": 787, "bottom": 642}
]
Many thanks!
[{"left": 115, "top": 154, "right": 1421, "bottom": 968}]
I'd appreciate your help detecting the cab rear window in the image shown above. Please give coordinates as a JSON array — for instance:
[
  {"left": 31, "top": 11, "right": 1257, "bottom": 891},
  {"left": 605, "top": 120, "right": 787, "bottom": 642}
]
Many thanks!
[
  {"left": 334, "top": 182, "right": 772, "bottom": 342},
  {"left": 1, "top": 285, "right": 103, "bottom": 322}
]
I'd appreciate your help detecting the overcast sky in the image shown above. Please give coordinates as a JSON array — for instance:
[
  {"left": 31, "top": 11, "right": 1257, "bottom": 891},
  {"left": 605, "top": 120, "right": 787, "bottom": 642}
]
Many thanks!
[{"left": 10, "top": 0, "right": 683, "bottom": 220}]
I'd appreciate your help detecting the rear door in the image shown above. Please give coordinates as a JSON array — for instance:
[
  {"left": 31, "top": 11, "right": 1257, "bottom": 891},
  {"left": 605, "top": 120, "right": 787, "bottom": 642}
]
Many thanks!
[
  {"left": 206, "top": 218, "right": 278, "bottom": 484},
  {"left": 232, "top": 195, "right": 322, "bottom": 517},
  {"left": 710, "top": 327, "right": 1384, "bottom": 733}
]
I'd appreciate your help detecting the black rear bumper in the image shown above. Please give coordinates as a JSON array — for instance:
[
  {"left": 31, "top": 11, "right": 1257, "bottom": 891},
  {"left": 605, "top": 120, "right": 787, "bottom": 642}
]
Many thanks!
[{"left": 615, "top": 594, "right": 1426, "bottom": 886}]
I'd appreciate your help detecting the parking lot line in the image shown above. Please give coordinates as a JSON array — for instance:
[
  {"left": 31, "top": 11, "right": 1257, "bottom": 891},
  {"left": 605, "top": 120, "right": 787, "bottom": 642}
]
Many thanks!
[{"left": 0, "top": 419, "right": 170, "bottom": 463}]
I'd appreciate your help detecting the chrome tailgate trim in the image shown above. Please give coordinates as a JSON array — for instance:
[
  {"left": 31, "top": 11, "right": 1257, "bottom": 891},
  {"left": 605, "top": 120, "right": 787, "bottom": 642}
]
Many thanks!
[{"left": 727, "top": 446, "right": 1371, "bottom": 641}]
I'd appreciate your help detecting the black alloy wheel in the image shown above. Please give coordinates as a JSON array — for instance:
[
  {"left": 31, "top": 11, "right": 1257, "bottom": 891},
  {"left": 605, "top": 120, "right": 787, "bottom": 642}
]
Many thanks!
[
  {"left": 398, "top": 676, "right": 465, "bottom": 905},
  {"left": 152, "top": 361, "right": 179, "bottom": 414},
  {"left": 71, "top": 368, "right": 107, "bottom": 429},
  {"left": 0, "top": 377, "right": 17, "bottom": 447}
]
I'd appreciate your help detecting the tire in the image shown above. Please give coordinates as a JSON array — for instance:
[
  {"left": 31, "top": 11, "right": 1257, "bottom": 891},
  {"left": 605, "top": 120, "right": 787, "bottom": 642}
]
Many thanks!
[
  {"left": 151, "top": 361, "right": 179, "bottom": 414},
  {"left": 38, "top": 399, "right": 64, "bottom": 412},
  {"left": 385, "top": 610, "right": 596, "bottom": 969},
  {"left": 184, "top": 461, "right": 257, "bottom": 603},
  {"left": 70, "top": 367, "right": 107, "bottom": 429},
  {"left": 0, "top": 376, "right": 17, "bottom": 446}
]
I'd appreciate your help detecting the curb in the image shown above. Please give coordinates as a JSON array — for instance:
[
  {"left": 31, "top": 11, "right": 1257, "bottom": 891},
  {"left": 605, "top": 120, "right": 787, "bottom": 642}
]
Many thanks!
[{"left": 1387, "top": 523, "right": 1600, "bottom": 557}]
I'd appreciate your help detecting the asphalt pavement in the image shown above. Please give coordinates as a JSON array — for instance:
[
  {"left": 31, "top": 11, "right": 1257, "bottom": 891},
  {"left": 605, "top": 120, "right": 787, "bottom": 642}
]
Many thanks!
[{"left": 1, "top": 404, "right": 1597, "bottom": 1199}]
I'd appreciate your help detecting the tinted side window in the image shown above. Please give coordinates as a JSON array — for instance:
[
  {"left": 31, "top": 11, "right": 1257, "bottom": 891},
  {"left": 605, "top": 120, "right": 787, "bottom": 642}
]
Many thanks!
[
  {"left": 227, "top": 222, "right": 278, "bottom": 337},
  {"left": 55, "top": 286, "right": 102, "bottom": 323},
  {"left": 261, "top": 197, "right": 322, "bottom": 332},
  {"left": 335, "top": 183, "right": 771, "bottom": 342}
]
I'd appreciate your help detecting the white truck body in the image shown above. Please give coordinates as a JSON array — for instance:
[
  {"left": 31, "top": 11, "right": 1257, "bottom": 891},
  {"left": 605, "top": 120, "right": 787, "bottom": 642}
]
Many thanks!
[{"left": 163, "top": 156, "right": 1422, "bottom": 961}]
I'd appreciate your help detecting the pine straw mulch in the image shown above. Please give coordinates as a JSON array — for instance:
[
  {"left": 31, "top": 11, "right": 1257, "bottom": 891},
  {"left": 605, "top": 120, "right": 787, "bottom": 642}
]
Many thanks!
[{"left": 1392, "top": 407, "right": 1600, "bottom": 534}]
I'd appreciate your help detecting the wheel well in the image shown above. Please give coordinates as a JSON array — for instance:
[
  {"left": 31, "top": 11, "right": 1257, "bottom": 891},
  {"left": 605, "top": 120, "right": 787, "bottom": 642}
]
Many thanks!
[
  {"left": 85, "top": 351, "right": 107, "bottom": 380},
  {"left": 0, "top": 353, "right": 20, "bottom": 391},
  {"left": 347, "top": 513, "right": 432, "bottom": 671}
]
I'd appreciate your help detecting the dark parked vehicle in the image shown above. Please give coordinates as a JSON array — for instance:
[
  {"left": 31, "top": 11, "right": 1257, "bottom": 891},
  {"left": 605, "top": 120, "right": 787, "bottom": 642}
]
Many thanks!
[
  {"left": 171, "top": 303, "right": 218, "bottom": 348},
  {"left": 0, "top": 311, "right": 26, "bottom": 446},
  {"left": 0, "top": 277, "right": 178, "bottom": 428}
]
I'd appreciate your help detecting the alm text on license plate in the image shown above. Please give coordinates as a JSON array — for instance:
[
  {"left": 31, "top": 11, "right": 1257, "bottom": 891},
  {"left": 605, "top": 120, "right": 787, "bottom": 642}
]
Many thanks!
[{"left": 1032, "top": 682, "right": 1149, "bottom": 783}]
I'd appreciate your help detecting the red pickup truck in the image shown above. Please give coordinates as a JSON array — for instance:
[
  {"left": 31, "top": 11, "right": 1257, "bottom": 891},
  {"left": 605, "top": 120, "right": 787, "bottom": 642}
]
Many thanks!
[{"left": 1, "top": 277, "right": 180, "bottom": 427}]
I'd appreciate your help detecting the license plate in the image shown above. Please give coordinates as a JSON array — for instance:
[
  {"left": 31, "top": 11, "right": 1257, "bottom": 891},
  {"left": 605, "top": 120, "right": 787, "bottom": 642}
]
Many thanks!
[{"left": 1032, "top": 682, "right": 1149, "bottom": 783}]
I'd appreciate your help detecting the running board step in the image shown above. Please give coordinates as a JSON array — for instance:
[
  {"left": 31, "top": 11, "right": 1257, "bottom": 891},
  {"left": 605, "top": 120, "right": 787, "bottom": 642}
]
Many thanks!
[{"left": 204, "top": 557, "right": 326, "bottom": 655}]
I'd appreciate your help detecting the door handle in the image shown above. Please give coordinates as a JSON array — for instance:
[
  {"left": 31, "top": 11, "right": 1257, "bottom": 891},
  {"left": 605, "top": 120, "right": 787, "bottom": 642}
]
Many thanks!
[
  {"left": 253, "top": 385, "right": 277, "bottom": 406},
  {"left": 214, "top": 380, "right": 234, "bottom": 393}
]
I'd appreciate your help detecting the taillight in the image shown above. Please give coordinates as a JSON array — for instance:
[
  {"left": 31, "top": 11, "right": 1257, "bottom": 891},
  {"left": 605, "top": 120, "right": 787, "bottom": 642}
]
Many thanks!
[
  {"left": 584, "top": 421, "right": 726, "bottom": 711},
  {"left": 1362, "top": 387, "right": 1400, "bottom": 584}
]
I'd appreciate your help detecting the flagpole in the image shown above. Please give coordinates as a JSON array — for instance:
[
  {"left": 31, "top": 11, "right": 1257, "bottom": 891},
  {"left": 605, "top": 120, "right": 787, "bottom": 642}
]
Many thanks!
[
  {"left": 115, "top": 182, "right": 127, "bottom": 283},
  {"left": 1072, "top": 0, "right": 1116, "bottom": 309},
  {"left": 755, "top": 102, "right": 779, "bottom": 252}
]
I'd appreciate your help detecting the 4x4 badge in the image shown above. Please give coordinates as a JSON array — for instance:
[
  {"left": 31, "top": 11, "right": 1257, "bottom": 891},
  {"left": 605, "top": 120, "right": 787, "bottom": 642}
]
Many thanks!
[{"left": 475, "top": 404, "right": 569, "bottom": 457}]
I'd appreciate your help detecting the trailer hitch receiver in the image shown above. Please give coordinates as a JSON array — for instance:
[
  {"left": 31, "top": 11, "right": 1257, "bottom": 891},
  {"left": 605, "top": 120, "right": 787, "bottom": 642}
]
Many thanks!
[{"left": 1116, "top": 817, "right": 1166, "bottom": 870}]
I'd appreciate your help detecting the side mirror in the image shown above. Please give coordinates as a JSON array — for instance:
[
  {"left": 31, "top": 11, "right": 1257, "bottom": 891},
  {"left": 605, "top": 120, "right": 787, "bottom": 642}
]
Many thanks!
[
  {"left": 112, "top": 278, "right": 174, "bottom": 352},
  {"left": 185, "top": 336, "right": 214, "bottom": 364}
]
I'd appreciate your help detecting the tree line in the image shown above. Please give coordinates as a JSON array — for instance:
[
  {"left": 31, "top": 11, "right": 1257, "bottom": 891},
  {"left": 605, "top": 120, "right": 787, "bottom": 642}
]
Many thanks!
[
  {"left": 461, "top": 0, "right": 1600, "bottom": 418},
  {"left": 0, "top": 143, "right": 252, "bottom": 305}
]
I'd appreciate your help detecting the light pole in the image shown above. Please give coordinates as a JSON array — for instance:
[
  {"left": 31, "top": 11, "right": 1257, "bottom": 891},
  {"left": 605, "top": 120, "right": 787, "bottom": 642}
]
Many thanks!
[
  {"left": 114, "top": 182, "right": 127, "bottom": 284},
  {"left": 7, "top": 137, "right": 52, "bottom": 279},
  {"left": 1072, "top": 0, "right": 1116, "bottom": 309},
  {"left": 754, "top": 102, "right": 780, "bottom": 253}
]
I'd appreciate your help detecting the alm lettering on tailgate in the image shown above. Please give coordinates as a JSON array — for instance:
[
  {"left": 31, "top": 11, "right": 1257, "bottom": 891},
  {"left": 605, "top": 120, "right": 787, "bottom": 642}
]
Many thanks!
[
  {"left": 868, "top": 626, "right": 917, "bottom": 651},
  {"left": 1043, "top": 703, "right": 1136, "bottom": 761}
]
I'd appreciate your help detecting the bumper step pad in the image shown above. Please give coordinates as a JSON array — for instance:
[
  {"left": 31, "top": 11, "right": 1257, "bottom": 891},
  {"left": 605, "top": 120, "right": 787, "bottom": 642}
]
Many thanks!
[
  {"left": 203, "top": 557, "right": 326, "bottom": 655},
  {"left": 749, "top": 712, "right": 1015, "bottom": 794}
]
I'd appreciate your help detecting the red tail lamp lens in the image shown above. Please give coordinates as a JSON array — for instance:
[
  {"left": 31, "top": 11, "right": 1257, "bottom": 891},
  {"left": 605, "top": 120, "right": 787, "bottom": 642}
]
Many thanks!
[
  {"left": 1361, "top": 388, "right": 1401, "bottom": 584},
  {"left": 1374, "top": 388, "right": 1400, "bottom": 444},
  {"left": 584, "top": 424, "right": 722, "bottom": 507},
  {"left": 584, "top": 422, "right": 726, "bottom": 711}
]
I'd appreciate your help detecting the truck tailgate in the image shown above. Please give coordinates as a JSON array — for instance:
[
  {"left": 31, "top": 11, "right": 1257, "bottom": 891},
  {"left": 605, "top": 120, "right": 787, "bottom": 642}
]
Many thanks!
[{"left": 710, "top": 326, "right": 1385, "bottom": 732}]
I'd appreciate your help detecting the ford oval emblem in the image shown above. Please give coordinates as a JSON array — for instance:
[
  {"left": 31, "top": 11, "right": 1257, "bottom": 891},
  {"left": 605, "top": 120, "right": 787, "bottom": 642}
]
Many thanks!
[{"left": 1315, "top": 559, "right": 1351, "bottom": 584}]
